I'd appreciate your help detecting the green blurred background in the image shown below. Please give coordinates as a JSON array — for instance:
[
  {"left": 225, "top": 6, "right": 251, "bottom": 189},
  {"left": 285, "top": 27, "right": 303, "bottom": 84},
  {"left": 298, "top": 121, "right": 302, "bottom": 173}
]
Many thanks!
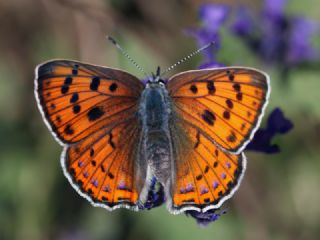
[{"left": 0, "top": 0, "right": 319, "bottom": 239}]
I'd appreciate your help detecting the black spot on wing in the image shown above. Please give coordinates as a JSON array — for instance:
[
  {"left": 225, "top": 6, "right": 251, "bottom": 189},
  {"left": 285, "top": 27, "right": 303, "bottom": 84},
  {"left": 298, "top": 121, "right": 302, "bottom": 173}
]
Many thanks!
[
  {"left": 70, "top": 93, "right": 79, "bottom": 103},
  {"left": 56, "top": 115, "right": 61, "bottom": 123},
  {"left": 226, "top": 99, "right": 233, "bottom": 109},
  {"left": 61, "top": 85, "right": 69, "bottom": 94},
  {"left": 223, "top": 111, "right": 230, "bottom": 119},
  {"left": 109, "top": 132, "right": 116, "bottom": 149},
  {"left": 64, "top": 124, "right": 74, "bottom": 135},
  {"left": 190, "top": 85, "right": 198, "bottom": 94},
  {"left": 196, "top": 175, "right": 203, "bottom": 181},
  {"left": 207, "top": 81, "right": 215, "bottom": 94},
  {"left": 236, "top": 92, "right": 243, "bottom": 101},
  {"left": 108, "top": 172, "right": 114, "bottom": 179},
  {"left": 109, "top": 83, "right": 118, "bottom": 92},
  {"left": 90, "top": 148, "right": 94, "bottom": 157},
  {"left": 233, "top": 83, "right": 241, "bottom": 92},
  {"left": 73, "top": 105, "right": 81, "bottom": 114},
  {"left": 87, "top": 107, "right": 105, "bottom": 121},
  {"left": 64, "top": 76, "right": 73, "bottom": 85},
  {"left": 90, "top": 77, "right": 100, "bottom": 91},
  {"left": 201, "top": 110, "right": 216, "bottom": 126}
]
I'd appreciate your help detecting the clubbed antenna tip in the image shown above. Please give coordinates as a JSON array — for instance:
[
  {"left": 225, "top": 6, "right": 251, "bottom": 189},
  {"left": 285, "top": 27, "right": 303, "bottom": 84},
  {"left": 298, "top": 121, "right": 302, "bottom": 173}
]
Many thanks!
[{"left": 107, "top": 36, "right": 117, "bottom": 45}]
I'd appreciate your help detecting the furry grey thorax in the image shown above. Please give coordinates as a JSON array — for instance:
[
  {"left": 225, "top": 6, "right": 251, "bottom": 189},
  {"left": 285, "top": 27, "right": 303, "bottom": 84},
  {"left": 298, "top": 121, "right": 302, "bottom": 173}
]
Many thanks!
[{"left": 138, "top": 81, "right": 173, "bottom": 185}]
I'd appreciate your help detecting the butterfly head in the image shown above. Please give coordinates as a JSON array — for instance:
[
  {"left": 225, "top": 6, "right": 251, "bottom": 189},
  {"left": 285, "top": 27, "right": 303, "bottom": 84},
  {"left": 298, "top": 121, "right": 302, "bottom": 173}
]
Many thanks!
[{"left": 146, "top": 66, "right": 166, "bottom": 87}]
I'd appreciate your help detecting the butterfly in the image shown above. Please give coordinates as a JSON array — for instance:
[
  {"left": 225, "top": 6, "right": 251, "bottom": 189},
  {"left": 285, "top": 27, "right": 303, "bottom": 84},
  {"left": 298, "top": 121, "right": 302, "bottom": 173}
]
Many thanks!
[{"left": 34, "top": 59, "right": 270, "bottom": 213}]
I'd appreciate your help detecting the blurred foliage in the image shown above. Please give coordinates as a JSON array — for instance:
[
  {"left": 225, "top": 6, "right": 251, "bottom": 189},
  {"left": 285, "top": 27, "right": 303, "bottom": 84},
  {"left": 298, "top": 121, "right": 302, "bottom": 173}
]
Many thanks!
[{"left": 0, "top": 0, "right": 319, "bottom": 240}]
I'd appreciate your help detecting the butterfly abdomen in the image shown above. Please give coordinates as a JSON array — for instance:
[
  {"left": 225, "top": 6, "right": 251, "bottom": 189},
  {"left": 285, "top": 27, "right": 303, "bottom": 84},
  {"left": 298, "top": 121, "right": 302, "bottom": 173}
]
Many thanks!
[
  {"left": 145, "top": 131, "right": 171, "bottom": 183},
  {"left": 139, "top": 84, "right": 172, "bottom": 184}
]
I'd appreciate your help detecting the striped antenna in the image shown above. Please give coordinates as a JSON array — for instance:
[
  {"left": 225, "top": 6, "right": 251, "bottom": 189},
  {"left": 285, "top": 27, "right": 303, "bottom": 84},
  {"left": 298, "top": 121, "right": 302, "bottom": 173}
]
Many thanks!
[
  {"left": 107, "top": 36, "right": 149, "bottom": 79},
  {"left": 160, "top": 41, "right": 215, "bottom": 77}
]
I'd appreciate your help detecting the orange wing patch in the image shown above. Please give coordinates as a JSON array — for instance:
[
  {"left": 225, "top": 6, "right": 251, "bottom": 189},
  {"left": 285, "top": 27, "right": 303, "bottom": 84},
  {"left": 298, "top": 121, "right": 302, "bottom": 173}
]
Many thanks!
[
  {"left": 65, "top": 120, "right": 141, "bottom": 209},
  {"left": 170, "top": 122, "right": 246, "bottom": 212},
  {"left": 35, "top": 60, "right": 143, "bottom": 143},
  {"left": 167, "top": 67, "right": 270, "bottom": 153}
]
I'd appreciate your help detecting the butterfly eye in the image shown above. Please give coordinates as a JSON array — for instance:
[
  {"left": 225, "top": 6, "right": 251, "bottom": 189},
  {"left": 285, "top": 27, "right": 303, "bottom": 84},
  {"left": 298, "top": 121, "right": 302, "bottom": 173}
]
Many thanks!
[{"left": 158, "top": 79, "right": 168, "bottom": 87}]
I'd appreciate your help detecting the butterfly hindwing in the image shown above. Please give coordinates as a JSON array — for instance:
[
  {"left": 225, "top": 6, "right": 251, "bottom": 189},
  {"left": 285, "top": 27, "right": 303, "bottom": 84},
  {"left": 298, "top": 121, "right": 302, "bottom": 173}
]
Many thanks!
[
  {"left": 64, "top": 119, "right": 142, "bottom": 209},
  {"left": 167, "top": 67, "right": 270, "bottom": 153},
  {"left": 35, "top": 60, "right": 144, "bottom": 144},
  {"left": 169, "top": 120, "right": 246, "bottom": 212}
]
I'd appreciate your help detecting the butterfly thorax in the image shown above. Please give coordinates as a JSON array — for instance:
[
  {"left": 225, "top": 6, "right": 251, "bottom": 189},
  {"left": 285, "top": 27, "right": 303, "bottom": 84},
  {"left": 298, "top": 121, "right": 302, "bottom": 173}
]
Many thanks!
[{"left": 138, "top": 82, "right": 173, "bottom": 185}]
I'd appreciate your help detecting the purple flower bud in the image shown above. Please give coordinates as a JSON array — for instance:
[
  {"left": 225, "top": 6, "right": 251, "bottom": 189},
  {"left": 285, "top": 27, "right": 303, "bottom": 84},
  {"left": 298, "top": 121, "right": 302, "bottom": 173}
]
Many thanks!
[
  {"left": 263, "top": 0, "right": 287, "bottom": 18},
  {"left": 287, "top": 17, "right": 320, "bottom": 64},
  {"left": 185, "top": 4, "right": 229, "bottom": 68},
  {"left": 140, "top": 177, "right": 165, "bottom": 210},
  {"left": 199, "top": 61, "right": 225, "bottom": 69},
  {"left": 231, "top": 7, "right": 254, "bottom": 37},
  {"left": 199, "top": 4, "right": 230, "bottom": 32},
  {"left": 186, "top": 208, "right": 227, "bottom": 226}
]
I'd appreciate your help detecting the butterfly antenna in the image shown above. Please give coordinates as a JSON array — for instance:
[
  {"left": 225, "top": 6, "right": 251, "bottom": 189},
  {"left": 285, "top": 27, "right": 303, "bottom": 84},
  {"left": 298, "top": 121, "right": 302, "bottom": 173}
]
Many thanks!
[
  {"left": 160, "top": 41, "right": 215, "bottom": 77},
  {"left": 107, "top": 36, "right": 149, "bottom": 79}
]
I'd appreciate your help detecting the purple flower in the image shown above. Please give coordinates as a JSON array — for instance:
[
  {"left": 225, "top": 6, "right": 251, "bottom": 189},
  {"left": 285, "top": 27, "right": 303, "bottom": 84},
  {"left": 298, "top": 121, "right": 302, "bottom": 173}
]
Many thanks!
[
  {"left": 185, "top": 208, "right": 227, "bottom": 227},
  {"left": 287, "top": 17, "right": 320, "bottom": 64},
  {"left": 261, "top": 0, "right": 290, "bottom": 63},
  {"left": 140, "top": 177, "right": 165, "bottom": 210},
  {"left": 231, "top": 0, "right": 320, "bottom": 66},
  {"left": 263, "top": 0, "right": 287, "bottom": 19},
  {"left": 198, "top": 61, "right": 225, "bottom": 69},
  {"left": 184, "top": 28, "right": 219, "bottom": 63},
  {"left": 231, "top": 7, "right": 255, "bottom": 37},
  {"left": 247, "top": 108, "right": 293, "bottom": 153},
  {"left": 199, "top": 4, "right": 230, "bottom": 32},
  {"left": 185, "top": 4, "right": 229, "bottom": 68}
]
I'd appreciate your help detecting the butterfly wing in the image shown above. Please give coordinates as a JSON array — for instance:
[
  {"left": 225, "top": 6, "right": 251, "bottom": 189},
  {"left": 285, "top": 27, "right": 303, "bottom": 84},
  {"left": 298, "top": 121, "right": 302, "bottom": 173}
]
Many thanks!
[
  {"left": 167, "top": 67, "right": 270, "bottom": 154},
  {"left": 64, "top": 119, "right": 143, "bottom": 210},
  {"left": 167, "top": 67, "right": 269, "bottom": 212},
  {"left": 169, "top": 121, "right": 246, "bottom": 212},
  {"left": 35, "top": 60, "right": 145, "bottom": 210}
]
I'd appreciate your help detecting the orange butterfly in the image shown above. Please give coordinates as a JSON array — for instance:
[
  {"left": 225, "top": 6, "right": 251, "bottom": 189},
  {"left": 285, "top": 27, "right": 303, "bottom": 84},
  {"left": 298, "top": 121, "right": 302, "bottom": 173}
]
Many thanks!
[{"left": 34, "top": 58, "right": 270, "bottom": 213}]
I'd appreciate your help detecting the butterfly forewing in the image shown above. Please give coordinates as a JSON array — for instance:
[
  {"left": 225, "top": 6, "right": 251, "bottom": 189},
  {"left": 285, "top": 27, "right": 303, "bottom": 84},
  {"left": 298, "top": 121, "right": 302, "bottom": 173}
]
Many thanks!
[
  {"left": 167, "top": 67, "right": 270, "bottom": 153},
  {"left": 35, "top": 60, "right": 144, "bottom": 210},
  {"left": 35, "top": 60, "right": 143, "bottom": 143}
]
